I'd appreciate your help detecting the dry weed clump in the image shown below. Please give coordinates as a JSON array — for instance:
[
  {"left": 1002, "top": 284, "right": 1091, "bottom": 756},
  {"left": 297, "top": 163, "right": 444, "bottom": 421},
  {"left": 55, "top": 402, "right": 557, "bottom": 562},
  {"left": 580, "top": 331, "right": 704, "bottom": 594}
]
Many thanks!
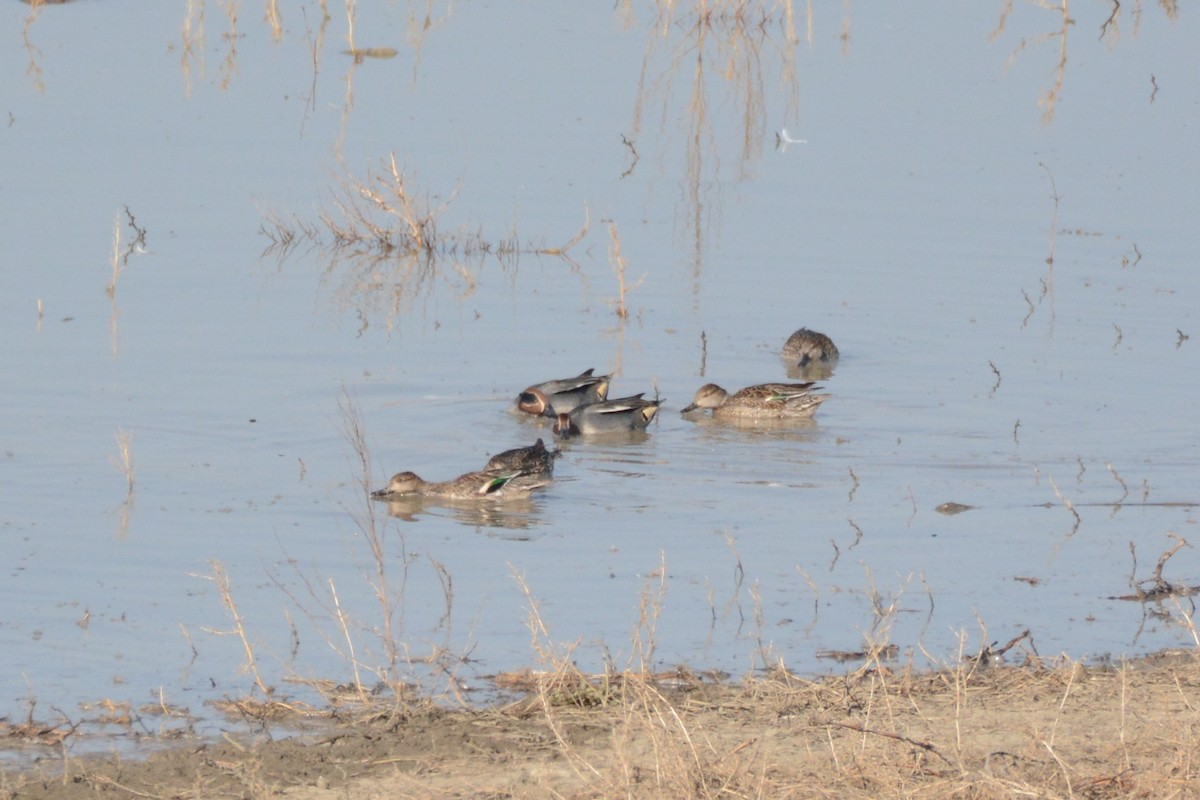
[
  {"left": 258, "top": 158, "right": 589, "bottom": 331},
  {"left": 260, "top": 154, "right": 587, "bottom": 262},
  {"left": 480, "top": 653, "right": 1200, "bottom": 799},
  {"left": 484, "top": 567, "right": 1200, "bottom": 797}
]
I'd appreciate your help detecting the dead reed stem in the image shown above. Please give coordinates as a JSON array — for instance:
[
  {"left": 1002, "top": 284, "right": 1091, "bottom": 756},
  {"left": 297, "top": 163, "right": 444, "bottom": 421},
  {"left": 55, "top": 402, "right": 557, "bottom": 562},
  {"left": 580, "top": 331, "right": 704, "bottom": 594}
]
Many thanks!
[
  {"left": 201, "top": 560, "right": 272, "bottom": 697},
  {"left": 630, "top": 552, "right": 667, "bottom": 672},
  {"left": 327, "top": 576, "right": 371, "bottom": 706},
  {"left": 338, "top": 389, "right": 405, "bottom": 677}
]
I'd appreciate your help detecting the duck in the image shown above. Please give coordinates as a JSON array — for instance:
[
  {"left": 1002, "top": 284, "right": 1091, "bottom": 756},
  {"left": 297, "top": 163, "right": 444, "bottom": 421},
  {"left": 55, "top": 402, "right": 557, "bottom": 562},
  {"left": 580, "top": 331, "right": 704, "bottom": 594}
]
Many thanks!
[
  {"left": 782, "top": 329, "right": 839, "bottom": 367},
  {"left": 371, "top": 469, "right": 549, "bottom": 501},
  {"left": 680, "top": 382, "right": 827, "bottom": 419},
  {"left": 483, "top": 438, "right": 560, "bottom": 476},
  {"left": 553, "top": 394, "right": 663, "bottom": 437},
  {"left": 516, "top": 368, "right": 611, "bottom": 417}
]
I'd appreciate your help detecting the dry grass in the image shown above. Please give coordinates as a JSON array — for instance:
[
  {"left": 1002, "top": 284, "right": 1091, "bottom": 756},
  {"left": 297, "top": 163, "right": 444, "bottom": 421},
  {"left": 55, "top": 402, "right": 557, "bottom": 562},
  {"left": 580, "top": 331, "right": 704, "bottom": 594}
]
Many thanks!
[
  {"left": 196, "top": 392, "right": 471, "bottom": 725},
  {"left": 475, "top": 646, "right": 1200, "bottom": 799},
  {"left": 199, "top": 559, "right": 273, "bottom": 699},
  {"left": 15, "top": 652, "right": 1200, "bottom": 798},
  {"left": 259, "top": 160, "right": 590, "bottom": 332},
  {"left": 262, "top": 154, "right": 587, "bottom": 263},
  {"left": 9, "top": 534, "right": 1200, "bottom": 799}
]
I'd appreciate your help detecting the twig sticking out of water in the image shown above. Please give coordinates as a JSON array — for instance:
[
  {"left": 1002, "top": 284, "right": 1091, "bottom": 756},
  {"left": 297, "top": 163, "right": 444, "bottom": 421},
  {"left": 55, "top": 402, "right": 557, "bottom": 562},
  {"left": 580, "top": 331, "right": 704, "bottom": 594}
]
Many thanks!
[
  {"left": 1033, "top": 162, "right": 1061, "bottom": 331},
  {"left": 847, "top": 519, "right": 863, "bottom": 549},
  {"left": 1047, "top": 476, "right": 1081, "bottom": 536},
  {"left": 1040, "top": 163, "right": 1060, "bottom": 263},
  {"left": 1021, "top": 289, "right": 1035, "bottom": 328},
  {"left": 1117, "top": 535, "right": 1198, "bottom": 602},
  {"left": 1121, "top": 242, "right": 1143, "bottom": 267},
  {"left": 1151, "top": 536, "right": 1190, "bottom": 591},
  {"left": 619, "top": 133, "right": 639, "bottom": 179},
  {"left": 972, "top": 628, "right": 1036, "bottom": 666},
  {"left": 1108, "top": 463, "right": 1129, "bottom": 506}
]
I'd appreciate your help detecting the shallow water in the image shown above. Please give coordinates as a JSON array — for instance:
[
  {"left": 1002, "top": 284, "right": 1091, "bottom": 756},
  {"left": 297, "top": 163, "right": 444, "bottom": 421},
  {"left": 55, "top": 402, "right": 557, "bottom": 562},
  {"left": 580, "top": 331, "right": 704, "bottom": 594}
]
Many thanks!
[{"left": 2, "top": 0, "right": 1198, "bottom": 755}]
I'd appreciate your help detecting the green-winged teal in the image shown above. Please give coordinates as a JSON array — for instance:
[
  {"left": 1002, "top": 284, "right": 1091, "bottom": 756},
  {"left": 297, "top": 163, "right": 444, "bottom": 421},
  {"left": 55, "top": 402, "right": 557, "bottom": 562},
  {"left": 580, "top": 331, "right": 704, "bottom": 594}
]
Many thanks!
[
  {"left": 782, "top": 329, "right": 839, "bottom": 380},
  {"left": 782, "top": 328, "right": 839, "bottom": 367},
  {"left": 681, "top": 382, "right": 827, "bottom": 419},
  {"left": 483, "top": 438, "right": 560, "bottom": 475},
  {"left": 516, "top": 368, "right": 611, "bottom": 417},
  {"left": 553, "top": 394, "right": 663, "bottom": 437},
  {"left": 371, "top": 469, "right": 550, "bottom": 501}
]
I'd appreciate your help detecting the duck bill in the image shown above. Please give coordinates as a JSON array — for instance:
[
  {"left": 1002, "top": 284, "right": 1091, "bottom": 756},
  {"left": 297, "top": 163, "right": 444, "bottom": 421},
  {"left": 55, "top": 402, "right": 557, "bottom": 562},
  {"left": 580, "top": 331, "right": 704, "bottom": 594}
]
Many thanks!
[{"left": 553, "top": 413, "right": 573, "bottom": 438}]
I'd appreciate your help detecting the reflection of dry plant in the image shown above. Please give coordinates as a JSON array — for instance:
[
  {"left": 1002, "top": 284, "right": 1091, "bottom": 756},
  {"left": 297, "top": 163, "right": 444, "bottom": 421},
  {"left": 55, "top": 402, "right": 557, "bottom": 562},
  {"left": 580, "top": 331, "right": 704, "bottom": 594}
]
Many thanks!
[
  {"left": 105, "top": 207, "right": 148, "bottom": 298},
  {"left": 177, "top": 0, "right": 248, "bottom": 94},
  {"left": 265, "top": 0, "right": 282, "bottom": 42},
  {"left": 992, "top": 1, "right": 1115, "bottom": 124},
  {"left": 106, "top": 214, "right": 123, "bottom": 298},
  {"left": 179, "top": 0, "right": 205, "bottom": 95},
  {"left": 21, "top": 3, "right": 47, "bottom": 92},
  {"left": 217, "top": 0, "right": 240, "bottom": 91},
  {"left": 994, "top": 3, "right": 1177, "bottom": 122},
  {"left": 112, "top": 428, "right": 134, "bottom": 499},
  {"left": 628, "top": 1, "right": 802, "bottom": 271},
  {"left": 606, "top": 220, "right": 645, "bottom": 319}
]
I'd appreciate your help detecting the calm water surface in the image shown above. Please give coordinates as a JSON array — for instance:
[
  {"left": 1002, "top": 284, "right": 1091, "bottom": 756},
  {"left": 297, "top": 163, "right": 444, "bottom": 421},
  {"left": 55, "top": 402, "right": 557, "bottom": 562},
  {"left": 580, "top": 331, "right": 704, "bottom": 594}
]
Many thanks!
[{"left": 1, "top": 0, "right": 1198, "bottom": 754}]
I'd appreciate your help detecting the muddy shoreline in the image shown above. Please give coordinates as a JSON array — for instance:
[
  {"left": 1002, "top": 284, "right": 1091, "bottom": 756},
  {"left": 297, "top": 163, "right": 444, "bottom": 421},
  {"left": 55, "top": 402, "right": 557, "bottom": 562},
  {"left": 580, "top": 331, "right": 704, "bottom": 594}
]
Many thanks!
[{"left": 5, "top": 649, "right": 1200, "bottom": 799}]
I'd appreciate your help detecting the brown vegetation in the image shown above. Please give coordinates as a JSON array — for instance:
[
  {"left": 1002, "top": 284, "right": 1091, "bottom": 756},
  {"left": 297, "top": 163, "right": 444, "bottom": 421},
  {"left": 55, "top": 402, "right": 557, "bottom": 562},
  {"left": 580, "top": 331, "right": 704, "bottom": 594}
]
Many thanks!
[{"left": 6, "top": 650, "right": 1200, "bottom": 799}]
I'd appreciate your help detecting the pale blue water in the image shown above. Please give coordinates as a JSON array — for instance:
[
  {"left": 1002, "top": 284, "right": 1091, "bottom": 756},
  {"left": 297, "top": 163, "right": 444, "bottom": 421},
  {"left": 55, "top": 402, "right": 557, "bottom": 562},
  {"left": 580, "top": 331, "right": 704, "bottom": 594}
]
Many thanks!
[{"left": 1, "top": 0, "right": 1198, "bottom": 756}]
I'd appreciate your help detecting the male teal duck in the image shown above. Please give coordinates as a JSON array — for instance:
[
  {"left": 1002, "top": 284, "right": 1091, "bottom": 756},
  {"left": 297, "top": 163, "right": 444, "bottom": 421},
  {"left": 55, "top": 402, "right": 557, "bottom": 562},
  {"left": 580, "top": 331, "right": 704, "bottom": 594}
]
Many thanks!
[
  {"left": 516, "top": 368, "right": 611, "bottom": 417},
  {"left": 553, "top": 394, "right": 663, "bottom": 437},
  {"left": 371, "top": 469, "right": 549, "bottom": 501},
  {"left": 483, "top": 438, "right": 560, "bottom": 476},
  {"left": 782, "top": 329, "right": 839, "bottom": 368},
  {"left": 681, "top": 382, "right": 827, "bottom": 419}
]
